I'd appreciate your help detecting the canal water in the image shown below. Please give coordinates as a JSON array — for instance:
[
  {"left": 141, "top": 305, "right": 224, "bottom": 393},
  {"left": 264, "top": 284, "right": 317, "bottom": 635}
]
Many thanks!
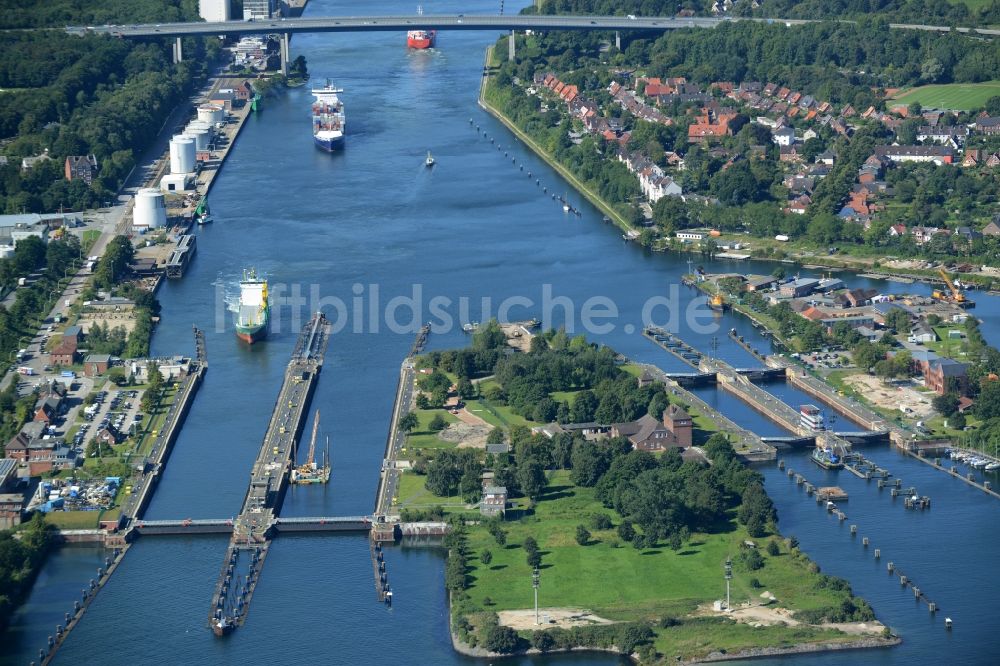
[{"left": 5, "top": 0, "right": 1000, "bottom": 662}]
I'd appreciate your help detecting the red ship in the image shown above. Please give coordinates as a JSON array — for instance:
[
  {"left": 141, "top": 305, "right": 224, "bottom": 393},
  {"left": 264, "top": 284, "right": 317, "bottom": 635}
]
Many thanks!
[{"left": 407, "top": 29, "right": 436, "bottom": 49}]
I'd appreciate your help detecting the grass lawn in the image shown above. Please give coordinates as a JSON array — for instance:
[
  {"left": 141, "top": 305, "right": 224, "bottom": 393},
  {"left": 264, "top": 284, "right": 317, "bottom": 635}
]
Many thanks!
[
  {"left": 404, "top": 409, "right": 462, "bottom": 452},
  {"left": 394, "top": 470, "right": 469, "bottom": 512},
  {"left": 459, "top": 471, "right": 870, "bottom": 659},
  {"left": 463, "top": 400, "right": 505, "bottom": 428},
  {"left": 80, "top": 229, "right": 101, "bottom": 253},
  {"left": 44, "top": 510, "right": 101, "bottom": 530},
  {"left": 946, "top": 0, "right": 994, "bottom": 11},
  {"left": 620, "top": 363, "right": 644, "bottom": 378},
  {"left": 890, "top": 81, "right": 1000, "bottom": 110}
]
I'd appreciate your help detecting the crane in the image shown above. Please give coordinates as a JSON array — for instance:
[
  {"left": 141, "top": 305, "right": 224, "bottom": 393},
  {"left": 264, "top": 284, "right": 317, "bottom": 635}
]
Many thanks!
[
  {"left": 301, "top": 410, "right": 320, "bottom": 473},
  {"left": 934, "top": 268, "right": 965, "bottom": 304},
  {"left": 291, "top": 410, "right": 330, "bottom": 484}
]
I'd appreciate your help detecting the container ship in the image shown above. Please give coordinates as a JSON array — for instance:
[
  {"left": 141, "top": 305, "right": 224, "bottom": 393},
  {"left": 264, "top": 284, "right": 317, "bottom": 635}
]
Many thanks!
[
  {"left": 235, "top": 268, "right": 269, "bottom": 344},
  {"left": 311, "top": 80, "right": 345, "bottom": 152},
  {"left": 407, "top": 6, "right": 435, "bottom": 48}
]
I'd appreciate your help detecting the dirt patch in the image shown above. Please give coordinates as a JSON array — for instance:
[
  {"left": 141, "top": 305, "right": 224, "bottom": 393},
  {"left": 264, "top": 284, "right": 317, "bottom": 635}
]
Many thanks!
[
  {"left": 438, "top": 422, "right": 492, "bottom": 449},
  {"left": 697, "top": 602, "right": 885, "bottom": 636},
  {"left": 842, "top": 374, "right": 934, "bottom": 418},
  {"left": 498, "top": 608, "right": 616, "bottom": 631},
  {"left": 75, "top": 312, "right": 138, "bottom": 334},
  {"left": 454, "top": 407, "right": 493, "bottom": 428}
]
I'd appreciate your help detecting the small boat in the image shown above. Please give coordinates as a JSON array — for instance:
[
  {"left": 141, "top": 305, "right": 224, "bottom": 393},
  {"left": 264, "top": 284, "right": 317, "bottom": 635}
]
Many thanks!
[
  {"left": 462, "top": 321, "right": 480, "bottom": 333},
  {"left": 811, "top": 446, "right": 843, "bottom": 470},
  {"left": 985, "top": 462, "right": 1000, "bottom": 471},
  {"left": 425, "top": 151, "right": 435, "bottom": 167}
]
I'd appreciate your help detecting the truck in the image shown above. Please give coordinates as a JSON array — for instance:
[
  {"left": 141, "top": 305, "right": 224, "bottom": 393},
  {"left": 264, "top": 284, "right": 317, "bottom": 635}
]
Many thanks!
[{"left": 18, "top": 366, "right": 35, "bottom": 376}]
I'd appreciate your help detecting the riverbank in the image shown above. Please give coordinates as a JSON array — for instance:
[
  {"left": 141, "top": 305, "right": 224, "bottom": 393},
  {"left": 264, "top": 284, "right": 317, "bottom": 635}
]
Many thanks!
[
  {"left": 476, "top": 47, "right": 998, "bottom": 293},
  {"left": 478, "top": 47, "right": 634, "bottom": 233}
]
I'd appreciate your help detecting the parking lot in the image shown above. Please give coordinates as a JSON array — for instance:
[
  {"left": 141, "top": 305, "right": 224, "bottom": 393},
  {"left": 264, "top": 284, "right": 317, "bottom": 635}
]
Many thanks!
[{"left": 74, "top": 387, "right": 146, "bottom": 457}]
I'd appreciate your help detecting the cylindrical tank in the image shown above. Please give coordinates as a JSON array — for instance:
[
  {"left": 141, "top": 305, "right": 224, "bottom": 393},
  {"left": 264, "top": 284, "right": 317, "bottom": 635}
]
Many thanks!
[
  {"left": 186, "top": 127, "right": 210, "bottom": 151},
  {"left": 169, "top": 135, "right": 195, "bottom": 174},
  {"left": 198, "top": 104, "right": 224, "bottom": 124},
  {"left": 134, "top": 188, "right": 167, "bottom": 229}
]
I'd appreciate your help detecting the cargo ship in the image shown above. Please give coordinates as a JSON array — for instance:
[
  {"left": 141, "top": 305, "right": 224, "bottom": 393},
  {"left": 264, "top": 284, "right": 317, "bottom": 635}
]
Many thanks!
[
  {"left": 311, "top": 80, "right": 345, "bottom": 152},
  {"left": 407, "top": 5, "right": 435, "bottom": 48},
  {"left": 235, "top": 268, "right": 268, "bottom": 344}
]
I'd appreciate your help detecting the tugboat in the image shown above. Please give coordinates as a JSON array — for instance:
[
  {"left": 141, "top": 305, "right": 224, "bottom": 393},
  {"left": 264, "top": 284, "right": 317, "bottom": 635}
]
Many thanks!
[
  {"left": 425, "top": 150, "right": 435, "bottom": 167},
  {"left": 811, "top": 446, "right": 843, "bottom": 470},
  {"left": 195, "top": 199, "right": 212, "bottom": 225}
]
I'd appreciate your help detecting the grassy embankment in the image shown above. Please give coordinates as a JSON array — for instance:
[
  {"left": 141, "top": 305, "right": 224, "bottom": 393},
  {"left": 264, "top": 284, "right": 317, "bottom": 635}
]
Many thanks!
[
  {"left": 479, "top": 45, "right": 635, "bottom": 233},
  {"left": 456, "top": 470, "right": 882, "bottom": 660}
]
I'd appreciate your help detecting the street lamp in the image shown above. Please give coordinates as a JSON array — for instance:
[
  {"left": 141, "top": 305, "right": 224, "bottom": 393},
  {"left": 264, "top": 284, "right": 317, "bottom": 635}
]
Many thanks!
[
  {"left": 724, "top": 558, "right": 732, "bottom": 611},
  {"left": 532, "top": 568, "right": 540, "bottom": 625}
]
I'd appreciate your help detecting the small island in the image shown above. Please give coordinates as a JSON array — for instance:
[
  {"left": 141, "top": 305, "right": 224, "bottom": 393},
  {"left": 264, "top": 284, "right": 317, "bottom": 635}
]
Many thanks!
[{"left": 392, "top": 322, "right": 896, "bottom": 662}]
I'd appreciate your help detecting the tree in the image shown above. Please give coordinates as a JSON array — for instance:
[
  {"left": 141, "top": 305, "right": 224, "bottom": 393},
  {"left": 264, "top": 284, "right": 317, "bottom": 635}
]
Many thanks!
[
  {"left": 766, "top": 540, "right": 781, "bottom": 556},
  {"left": 617, "top": 521, "right": 635, "bottom": 542},
  {"left": 428, "top": 413, "right": 447, "bottom": 432},
  {"left": 526, "top": 549, "right": 542, "bottom": 568},
  {"left": 480, "top": 549, "right": 493, "bottom": 566},
  {"left": 932, "top": 392, "right": 959, "bottom": 417},
  {"left": 523, "top": 536, "right": 538, "bottom": 556},
  {"left": 398, "top": 411, "right": 419, "bottom": 433},
  {"left": 517, "top": 459, "right": 547, "bottom": 501},
  {"left": 484, "top": 625, "right": 520, "bottom": 654},
  {"left": 575, "top": 524, "right": 591, "bottom": 546}
]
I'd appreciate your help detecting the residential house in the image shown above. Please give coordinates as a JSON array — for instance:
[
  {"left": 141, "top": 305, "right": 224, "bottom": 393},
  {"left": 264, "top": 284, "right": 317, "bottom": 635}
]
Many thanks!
[
  {"left": 676, "top": 230, "right": 706, "bottom": 242},
  {"left": 982, "top": 221, "right": 1000, "bottom": 237},
  {"left": 779, "top": 145, "right": 803, "bottom": 162},
  {"left": 975, "top": 116, "right": 1000, "bottom": 135},
  {"left": 772, "top": 126, "right": 795, "bottom": 146},
  {"left": 816, "top": 150, "right": 836, "bottom": 165},
  {"left": 64, "top": 155, "right": 98, "bottom": 184},
  {"left": 480, "top": 485, "right": 508, "bottom": 517},
  {"left": 908, "top": 325, "right": 937, "bottom": 344},
  {"left": 916, "top": 126, "right": 968, "bottom": 146},
  {"left": 874, "top": 145, "right": 955, "bottom": 165}
]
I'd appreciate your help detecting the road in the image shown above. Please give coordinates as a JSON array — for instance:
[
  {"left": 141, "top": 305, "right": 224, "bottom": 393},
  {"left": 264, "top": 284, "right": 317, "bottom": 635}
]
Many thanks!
[
  {"left": 375, "top": 362, "right": 414, "bottom": 519},
  {"left": 70, "top": 14, "right": 1000, "bottom": 39}
]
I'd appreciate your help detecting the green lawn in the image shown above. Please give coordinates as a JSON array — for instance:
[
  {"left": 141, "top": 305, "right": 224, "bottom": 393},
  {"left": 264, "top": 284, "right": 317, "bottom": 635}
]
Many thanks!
[
  {"left": 394, "top": 470, "right": 469, "bottom": 512},
  {"left": 80, "top": 229, "right": 101, "bottom": 253},
  {"left": 403, "top": 409, "right": 462, "bottom": 452},
  {"left": 43, "top": 510, "right": 101, "bottom": 530},
  {"left": 462, "top": 400, "right": 505, "bottom": 428},
  {"left": 891, "top": 81, "right": 1000, "bottom": 110},
  {"left": 460, "top": 471, "right": 872, "bottom": 659},
  {"left": 946, "top": 0, "right": 994, "bottom": 11}
]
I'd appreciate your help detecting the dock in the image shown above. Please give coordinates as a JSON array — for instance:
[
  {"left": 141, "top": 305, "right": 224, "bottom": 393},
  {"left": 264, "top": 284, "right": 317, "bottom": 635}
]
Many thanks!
[{"left": 208, "top": 312, "right": 331, "bottom": 634}]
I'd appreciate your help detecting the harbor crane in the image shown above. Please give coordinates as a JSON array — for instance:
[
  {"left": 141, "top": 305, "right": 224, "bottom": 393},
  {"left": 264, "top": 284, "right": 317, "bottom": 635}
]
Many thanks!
[{"left": 933, "top": 268, "right": 966, "bottom": 305}]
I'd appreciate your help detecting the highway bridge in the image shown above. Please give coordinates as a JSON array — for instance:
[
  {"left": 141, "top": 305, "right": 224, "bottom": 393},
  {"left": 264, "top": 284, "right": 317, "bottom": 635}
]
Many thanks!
[{"left": 68, "top": 14, "right": 1000, "bottom": 73}]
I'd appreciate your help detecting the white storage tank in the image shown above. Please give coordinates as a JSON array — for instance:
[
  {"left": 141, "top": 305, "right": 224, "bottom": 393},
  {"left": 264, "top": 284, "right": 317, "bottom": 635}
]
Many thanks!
[
  {"left": 197, "top": 104, "right": 224, "bottom": 124},
  {"left": 134, "top": 188, "right": 167, "bottom": 229},
  {"left": 186, "top": 127, "right": 210, "bottom": 151},
  {"left": 169, "top": 135, "right": 196, "bottom": 174}
]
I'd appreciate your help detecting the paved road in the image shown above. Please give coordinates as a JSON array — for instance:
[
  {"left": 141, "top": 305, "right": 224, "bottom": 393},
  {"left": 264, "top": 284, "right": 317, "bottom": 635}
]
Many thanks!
[
  {"left": 375, "top": 362, "right": 414, "bottom": 518},
  {"left": 70, "top": 14, "right": 1000, "bottom": 39}
]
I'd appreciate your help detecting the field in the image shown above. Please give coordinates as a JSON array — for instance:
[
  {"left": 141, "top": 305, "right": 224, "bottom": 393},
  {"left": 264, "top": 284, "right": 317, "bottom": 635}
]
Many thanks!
[
  {"left": 947, "top": 0, "right": 995, "bottom": 11},
  {"left": 458, "top": 471, "right": 880, "bottom": 659},
  {"left": 890, "top": 81, "right": 1000, "bottom": 110}
]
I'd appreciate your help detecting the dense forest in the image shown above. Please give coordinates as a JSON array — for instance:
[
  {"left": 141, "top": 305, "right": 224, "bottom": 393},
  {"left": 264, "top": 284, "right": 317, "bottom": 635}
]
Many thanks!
[
  {"left": 531, "top": 0, "right": 1000, "bottom": 27},
  {"left": 0, "top": 514, "right": 55, "bottom": 631},
  {"left": 0, "top": 0, "right": 217, "bottom": 213}
]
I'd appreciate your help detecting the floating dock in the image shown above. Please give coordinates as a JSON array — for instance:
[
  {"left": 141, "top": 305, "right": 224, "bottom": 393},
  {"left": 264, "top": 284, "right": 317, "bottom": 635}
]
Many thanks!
[{"left": 208, "top": 312, "right": 331, "bottom": 635}]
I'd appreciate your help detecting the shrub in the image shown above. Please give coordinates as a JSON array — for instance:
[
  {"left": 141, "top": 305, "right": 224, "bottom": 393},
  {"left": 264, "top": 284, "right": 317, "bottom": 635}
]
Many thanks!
[
  {"left": 766, "top": 540, "right": 781, "bottom": 556},
  {"left": 480, "top": 549, "right": 493, "bottom": 565},
  {"left": 590, "top": 513, "right": 613, "bottom": 530},
  {"left": 531, "top": 630, "right": 555, "bottom": 652},
  {"left": 740, "top": 548, "right": 764, "bottom": 571},
  {"left": 750, "top": 577, "right": 762, "bottom": 589},
  {"left": 575, "top": 524, "right": 591, "bottom": 546},
  {"left": 484, "top": 625, "right": 521, "bottom": 654},
  {"left": 428, "top": 413, "right": 448, "bottom": 431},
  {"left": 617, "top": 521, "right": 635, "bottom": 542}
]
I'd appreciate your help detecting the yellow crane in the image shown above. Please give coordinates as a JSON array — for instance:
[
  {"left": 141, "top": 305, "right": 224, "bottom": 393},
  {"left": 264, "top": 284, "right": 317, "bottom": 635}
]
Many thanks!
[{"left": 933, "top": 268, "right": 965, "bottom": 304}]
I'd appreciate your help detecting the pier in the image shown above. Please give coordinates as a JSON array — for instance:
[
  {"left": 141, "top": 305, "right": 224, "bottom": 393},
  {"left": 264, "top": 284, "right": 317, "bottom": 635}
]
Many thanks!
[{"left": 208, "top": 312, "right": 331, "bottom": 634}]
